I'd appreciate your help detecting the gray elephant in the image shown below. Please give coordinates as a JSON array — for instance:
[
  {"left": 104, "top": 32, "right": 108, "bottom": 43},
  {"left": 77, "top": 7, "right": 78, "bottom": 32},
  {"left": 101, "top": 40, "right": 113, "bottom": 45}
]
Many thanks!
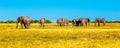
[
  {"left": 72, "top": 18, "right": 90, "bottom": 26},
  {"left": 40, "top": 18, "right": 46, "bottom": 27},
  {"left": 72, "top": 18, "right": 81, "bottom": 26},
  {"left": 80, "top": 18, "right": 90, "bottom": 26},
  {"left": 16, "top": 16, "right": 31, "bottom": 29},
  {"left": 95, "top": 18, "right": 106, "bottom": 26},
  {"left": 57, "top": 18, "right": 68, "bottom": 26}
]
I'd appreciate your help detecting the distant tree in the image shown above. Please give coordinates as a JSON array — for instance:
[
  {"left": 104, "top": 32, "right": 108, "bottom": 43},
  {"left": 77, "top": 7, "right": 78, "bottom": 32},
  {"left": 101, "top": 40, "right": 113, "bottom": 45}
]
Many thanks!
[
  {"left": 69, "top": 20, "right": 72, "bottom": 23},
  {"left": 106, "top": 21, "right": 120, "bottom": 23},
  {"left": 6, "top": 20, "right": 16, "bottom": 23},
  {"left": 90, "top": 21, "right": 95, "bottom": 23},
  {"left": 30, "top": 20, "right": 52, "bottom": 23},
  {"left": 114, "top": 21, "right": 120, "bottom": 23},
  {"left": 45, "top": 20, "right": 52, "bottom": 23},
  {"left": 0, "top": 21, "right": 4, "bottom": 23},
  {"left": 31, "top": 20, "right": 34, "bottom": 23},
  {"left": 106, "top": 21, "right": 113, "bottom": 23},
  {"left": 31, "top": 20, "right": 39, "bottom": 23},
  {"left": 34, "top": 20, "right": 39, "bottom": 23}
]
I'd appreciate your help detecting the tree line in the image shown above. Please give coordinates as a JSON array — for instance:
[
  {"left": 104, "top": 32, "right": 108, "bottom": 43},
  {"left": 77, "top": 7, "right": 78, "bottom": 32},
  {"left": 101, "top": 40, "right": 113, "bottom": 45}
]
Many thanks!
[
  {"left": 0, "top": 20, "right": 52, "bottom": 23},
  {"left": 0, "top": 20, "right": 120, "bottom": 23}
]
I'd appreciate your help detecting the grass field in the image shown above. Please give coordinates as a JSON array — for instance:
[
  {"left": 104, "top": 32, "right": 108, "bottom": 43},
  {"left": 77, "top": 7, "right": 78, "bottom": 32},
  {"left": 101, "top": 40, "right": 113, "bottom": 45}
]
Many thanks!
[{"left": 0, "top": 23, "right": 120, "bottom": 48}]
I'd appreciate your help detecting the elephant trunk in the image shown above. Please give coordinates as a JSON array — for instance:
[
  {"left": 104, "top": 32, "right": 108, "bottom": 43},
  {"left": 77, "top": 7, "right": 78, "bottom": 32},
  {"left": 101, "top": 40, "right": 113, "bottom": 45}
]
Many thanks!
[
  {"left": 94, "top": 21, "right": 96, "bottom": 26},
  {"left": 103, "top": 21, "right": 106, "bottom": 26},
  {"left": 98, "top": 21, "right": 100, "bottom": 26},
  {"left": 60, "top": 23, "right": 62, "bottom": 26},
  {"left": 72, "top": 22, "right": 74, "bottom": 26},
  {"left": 16, "top": 21, "right": 19, "bottom": 28}
]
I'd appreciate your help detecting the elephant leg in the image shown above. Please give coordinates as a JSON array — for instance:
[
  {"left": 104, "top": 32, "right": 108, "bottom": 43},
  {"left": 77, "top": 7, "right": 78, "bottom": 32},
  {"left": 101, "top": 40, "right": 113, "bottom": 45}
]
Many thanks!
[
  {"left": 95, "top": 22, "right": 96, "bottom": 26},
  {"left": 74, "top": 22, "right": 76, "bottom": 26},
  {"left": 82, "top": 21, "right": 85, "bottom": 26},
  {"left": 21, "top": 23, "right": 24, "bottom": 29},
  {"left": 84, "top": 22, "right": 87, "bottom": 26},
  {"left": 65, "top": 23, "right": 66, "bottom": 26},
  {"left": 103, "top": 23, "right": 105, "bottom": 26},
  {"left": 88, "top": 22, "right": 90, "bottom": 26},
  {"left": 85, "top": 23, "right": 87, "bottom": 26},
  {"left": 42, "top": 23, "right": 44, "bottom": 27},
  {"left": 40, "top": 22, "right": 44, "bottom": 27},
  {"left": 98, "top": 22, "right": 100, "bottom": 26},
  {"left": 66, "top": 23, "right": 68, "bottom": 26},
  {"left": 81, "top": 23, "right": 84, "bottom": 26},
  {"left": 24, "top": 24, "right": 27, "bottom": 29},
  {"left": 43, "top": 24, "right": 44, "bottom": 27},
  {"left": 57, "top": 23, "right": 59, "bottom": 26},
  {"left": 77, "top": 23, "right": 79, "bottom": 26},
  {"left": 63, "top": 23, "right": 65, "bottom": 26},
  {"left": 65, "top": 23, "right": 68, "bottom": 26},
  {"left": 42, "top": 24, "right": 44, "bottom": 27},
  {"left": 78, "top": 23, "right": 80, "bottom": 26},
  {"left": 27, "top": 23, "right": 30, "bottom": 28},
  {"left": 40, "top": 23, "right": 41, "bottom": 26},
  {"left": 76, "top": 22, "right": 78, "bottom": 26},
  {"left": 103, "top": 22, "right": 106, "bottom": 26},
  {"left": 79, "top": 23, "right": 81, "bottom": 26},
  {"left": 61, "top": 23, "right": 63, "bottom": 26},
  {"left": 62, "top": 23, "right": 64, "bottom": 26},
  {"left": 82, "top": 23, "right": 84, "bottom": 26},
  {"left": 16, "top": 22, "right": 18, "bottom": 28},
  {"left": 57, "top": 23, "right": 60, "bottom": 26},
  {"left": 41, "top": 24, "right": 42, "bottom": 27},
  {"left": 78, "top": 22, "right": 80, "bottom": 26},
  {"left": 72, "top": 22, "right": 74, "bottom": 26},
  {"left": 60, "top": 23, "right": 62, "bottom": 26},
  {"left": 40, "top": 23, "right": 43, "bottom": 27},
  {"left": 76, "top": 22, "right": 79, "bottom": 26}
]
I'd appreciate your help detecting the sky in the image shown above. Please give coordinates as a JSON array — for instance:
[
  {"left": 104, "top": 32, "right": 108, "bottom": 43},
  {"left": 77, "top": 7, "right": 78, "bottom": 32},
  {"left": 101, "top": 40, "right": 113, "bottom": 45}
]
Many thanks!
[{"left": 0, "top": 0, "right": 120, "bottom": 21}]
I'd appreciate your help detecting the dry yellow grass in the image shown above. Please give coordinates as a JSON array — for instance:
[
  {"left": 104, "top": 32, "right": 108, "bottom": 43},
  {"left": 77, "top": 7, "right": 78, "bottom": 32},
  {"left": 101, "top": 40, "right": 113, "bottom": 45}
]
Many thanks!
[{"left": 0, "top": 23, "right": 120, "bottom": 48}]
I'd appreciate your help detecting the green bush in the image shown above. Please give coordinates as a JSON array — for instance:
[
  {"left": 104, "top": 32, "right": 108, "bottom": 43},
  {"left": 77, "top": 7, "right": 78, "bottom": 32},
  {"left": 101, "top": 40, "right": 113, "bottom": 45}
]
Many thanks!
[
  {"left": 45, "top": 20, "right": 52, "bottom": 23},
  {"left": 31, "top": 20, "right": 39, "bottom": 23},
  {"left": 69, "top": 20, "right": 72, "bottom": 23}
]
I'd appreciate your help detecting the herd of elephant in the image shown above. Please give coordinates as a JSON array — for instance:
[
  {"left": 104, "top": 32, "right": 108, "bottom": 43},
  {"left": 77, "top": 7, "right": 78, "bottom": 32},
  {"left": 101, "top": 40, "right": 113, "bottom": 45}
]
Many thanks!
[{"left": 16, "top": 16, "right": 106, "bottom": 29}]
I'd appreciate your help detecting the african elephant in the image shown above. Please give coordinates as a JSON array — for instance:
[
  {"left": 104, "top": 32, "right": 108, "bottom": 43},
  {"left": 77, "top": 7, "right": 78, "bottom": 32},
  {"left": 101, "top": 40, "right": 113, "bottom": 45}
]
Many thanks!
[
  {"left": 72, "top": 18, "right": 81, "bottom": 26},
  {"left": 40, "top": 18, "right": 46, "bottom": 27},
  {"left": 72, "top": 18, "right": 90, "bottom": 26},
  {"left": 57, "top": 18, "right": 68, "bottom": 26},
  {"left": 95, "top": 18, "right": 106, "bottom": 26},
  {"left": 80, "top": 18, "right": 90, "bottom": 26},
  {"left": 16, "top": 16, "right": 31, "bottom": 29}
]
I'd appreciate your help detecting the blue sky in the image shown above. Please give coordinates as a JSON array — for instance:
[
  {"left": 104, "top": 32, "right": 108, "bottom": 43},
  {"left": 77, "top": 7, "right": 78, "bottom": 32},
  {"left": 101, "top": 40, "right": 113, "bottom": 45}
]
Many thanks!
[{"left": 0, "top": 0, "right": 120, "bottom": 21}]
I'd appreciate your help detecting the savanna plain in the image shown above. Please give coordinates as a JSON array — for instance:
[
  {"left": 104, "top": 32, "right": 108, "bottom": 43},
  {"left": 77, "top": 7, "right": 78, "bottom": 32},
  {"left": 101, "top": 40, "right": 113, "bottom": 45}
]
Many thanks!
[{"left": 0, "top": 23, "right": 120, "bottom": 48}]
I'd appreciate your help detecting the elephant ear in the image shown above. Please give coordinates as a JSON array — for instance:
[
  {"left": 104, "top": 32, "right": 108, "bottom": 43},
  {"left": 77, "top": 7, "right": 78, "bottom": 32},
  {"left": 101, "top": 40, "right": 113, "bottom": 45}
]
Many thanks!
[
  {"left": 17, "top": 17, "right": 20, "bottom": 22},
  {"left": 17, "top": 17, "right": 22, "bottom": 22}
]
